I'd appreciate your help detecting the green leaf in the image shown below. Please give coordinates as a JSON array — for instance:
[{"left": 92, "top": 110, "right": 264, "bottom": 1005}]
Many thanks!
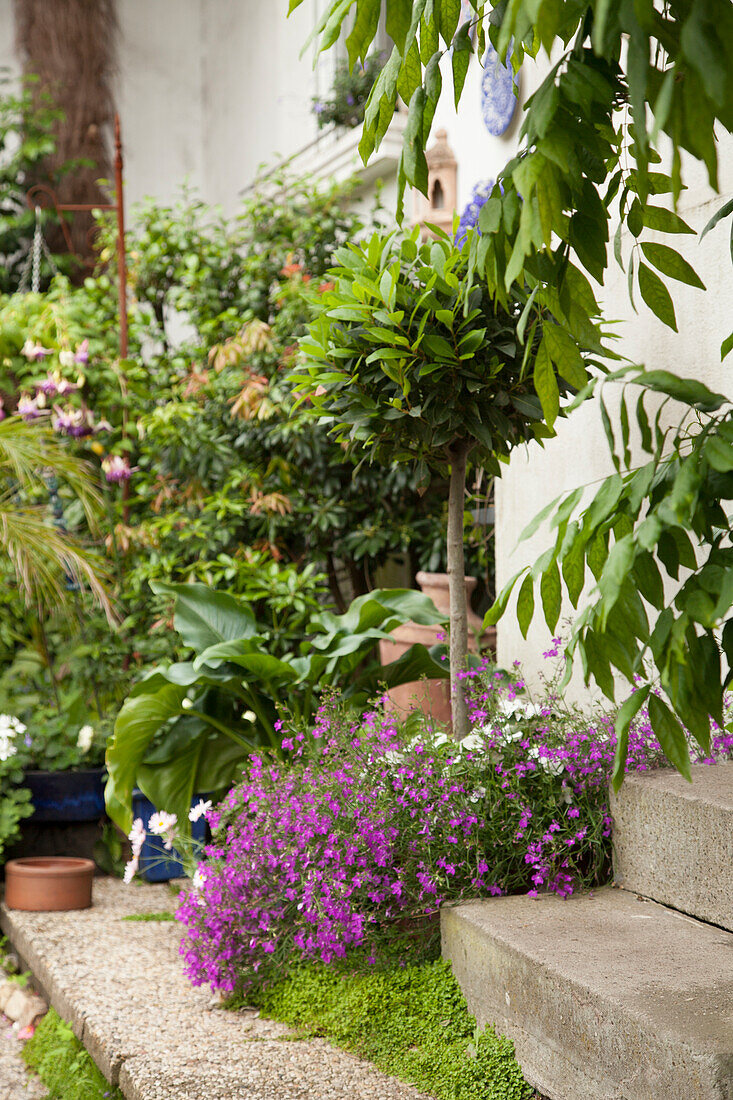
[
  {"left": 403, "top": 87, "right": 429, "bottom": 193},
  {"left": 105, "top": 684, "right": 189, "bottom": 832},
  {"left": 642, "top": 204, "right": 694, "bottom": 235},
  {"left": 700, "top": 196, "right": 733, "bottom": 240},
  {"left": 648, "top": 693, "right": 692, "bottom": 781},
  {"left": 638, "top": 261, "right": 678, "bottom": 331},
  {"left": 483, "top": 568, "right": 528, "bottom": 627},
  {"left": 533, "top": 335, "right": 559, "bottom": 427},
  {"left": 451, "top": 21, "right": 472, "bottom": 108},
  {"left": 150, "top": 581, "right": 258, "bottom": 654},
  {"left": 612, "top": 685, "right": 651, "bottom": 792},
  {"left": 542, "top": 323, "right": 586, "bottom": 389},
  {"left": 346, "top": 0, "right": 381, "bottom": 66},
  {"left": 516, "top": 573, "right": 535, "bottom": 639},
  {"left": 540, "top": 560, "right": 562, "bottom": 634},
  {"left": 640, "top": 242, "right": 706, "bottom": 290},
  {"left": 636, "top": 371, "right": 727, "bottom": 412},
  {"left": 386, "top": 0, "right": 413, "bottom": 50},
  {"left": 722, "top": 332, "right": 733, "bottom": 362}
]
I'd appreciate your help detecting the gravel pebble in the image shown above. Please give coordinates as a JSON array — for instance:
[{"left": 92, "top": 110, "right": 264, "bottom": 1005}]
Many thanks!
[
  {"left": 0, "top": 1017, "right": 47, "bottom": 1100},
  {"left": 1, "top": 879, "right": 430, "bottom": 1100}
]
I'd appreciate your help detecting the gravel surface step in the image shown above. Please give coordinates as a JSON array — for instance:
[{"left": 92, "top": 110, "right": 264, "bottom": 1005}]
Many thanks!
[{"left": 0, "top": 878, "right": 431, "bottom": 1100}]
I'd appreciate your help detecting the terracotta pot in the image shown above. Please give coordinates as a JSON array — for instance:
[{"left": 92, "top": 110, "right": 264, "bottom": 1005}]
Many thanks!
[
  {"left": 378, "top": 571, "right": 496, "bottom": 727},
  {"left": 4, "top": 857, "right": 95, "bottom": 911}
]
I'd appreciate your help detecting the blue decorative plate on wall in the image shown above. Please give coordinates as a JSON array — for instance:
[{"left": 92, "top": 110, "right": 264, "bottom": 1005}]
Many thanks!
[{"left": 480, "top": 43, "right": 519, "bottom": 136}]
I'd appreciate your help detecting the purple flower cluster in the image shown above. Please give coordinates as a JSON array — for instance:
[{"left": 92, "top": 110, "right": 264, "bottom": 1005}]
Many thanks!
[
  {"left": 454, "top": 179, "right": 495, "bottom": 247},
  {"left": 176, "top": 666, "right": 733, "bottom": 994}
]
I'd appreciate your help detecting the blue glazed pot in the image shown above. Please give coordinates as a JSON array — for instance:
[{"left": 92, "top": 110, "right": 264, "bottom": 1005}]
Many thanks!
[
  {"left": 24, "top": 768, "right": 106, "bottom": 823},
  {"left": 131, "top": 789, "right": 207, "bottom": 882}
]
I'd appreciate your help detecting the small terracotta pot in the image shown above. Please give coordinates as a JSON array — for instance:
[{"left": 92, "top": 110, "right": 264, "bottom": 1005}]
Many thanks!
[{"left": 4, "top": 857, "right": 95, "bottom": 911}]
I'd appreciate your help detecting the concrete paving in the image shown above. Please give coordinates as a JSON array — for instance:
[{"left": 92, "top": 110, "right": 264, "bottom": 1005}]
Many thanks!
[
  {"left": 442, "top": 886, "right": 733, "bottom": 1100},
  {"left": 0, "top": 879, "right": 431, "bottom": 1100},
  {"left": 611, "top": 762, "right": 733, "bottom": 930}
]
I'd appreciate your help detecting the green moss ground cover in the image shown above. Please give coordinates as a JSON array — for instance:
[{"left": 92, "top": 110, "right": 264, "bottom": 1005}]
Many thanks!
[
  {"left": 22, "top": 1008, "right": 123, "bottom": 1100},
  {"left": 247, "top": 958, "right": 537, "bottom": 1100}
]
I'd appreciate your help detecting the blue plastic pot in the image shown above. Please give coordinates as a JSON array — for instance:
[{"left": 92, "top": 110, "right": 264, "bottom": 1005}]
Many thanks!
[
  {"left": 131, "top": 790, "right": 207, "bottom": 882},
  {"left": 24, "top": 768, "right": 106, "bottom": 823}
]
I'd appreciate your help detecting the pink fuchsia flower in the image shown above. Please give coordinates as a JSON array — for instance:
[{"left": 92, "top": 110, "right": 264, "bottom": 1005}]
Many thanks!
[
  {"left": 102, "top": 454, "right": 137, "bottom": 483},
  {"left": 75, "top": 339, "right": 89, "bottom": 366},
  {"left": 21, "top": 338, "right": 52, "bottom": 361},
  {"left": 17, "top": 392, "right": 47, "bottom": 421},
  {"left": 51, "top": 404, "right": 95, "bottom": 437}
]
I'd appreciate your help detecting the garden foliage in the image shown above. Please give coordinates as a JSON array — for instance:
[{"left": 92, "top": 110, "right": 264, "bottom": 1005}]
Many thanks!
[
  {"left": 296, "top": 224, "right": 599, "bottom": 734},
  {"left": 292, "top": 0, "right": 733, "bottom": 773},
  {"left": 106, "top": 580, "right": 449, "bottom": 832},
  {"left": 22, "top": 1008, "right": 123, "bottom": 1100},
  {"left": 249, "top": 958, "right": 534, "bottom": 1100},
  {"left": 175, "top": 660, "right": 733, "bottom": 994}
]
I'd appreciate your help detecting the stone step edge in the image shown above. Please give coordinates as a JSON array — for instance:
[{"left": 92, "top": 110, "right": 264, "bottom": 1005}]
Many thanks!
[{"left": 0, "top": 906, "right": 128, "bottom": 1092}]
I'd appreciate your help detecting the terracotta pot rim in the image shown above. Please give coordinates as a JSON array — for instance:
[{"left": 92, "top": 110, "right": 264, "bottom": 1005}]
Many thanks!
[
  {"left": 416, "top": 569, "right": 477, "bottom": 587},
  {"left": 5, "top": 857, "right": 96, "bottom": 878}
]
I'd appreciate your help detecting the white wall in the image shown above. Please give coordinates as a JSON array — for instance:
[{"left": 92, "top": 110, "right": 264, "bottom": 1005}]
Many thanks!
[
  {"left": 117, "top": 0, "right": 206, "bottom": 208},
  {"left": 494, "top": 135, "right": 733, "bottom": 691}
]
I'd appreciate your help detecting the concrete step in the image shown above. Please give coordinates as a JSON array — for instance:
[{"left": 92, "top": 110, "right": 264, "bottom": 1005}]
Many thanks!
[
  {"left": 441, "top": 887, "right": 733, "bottom": 1100},
  {"left": 610, "top": 762, "right": 733, "bottom": 930}
]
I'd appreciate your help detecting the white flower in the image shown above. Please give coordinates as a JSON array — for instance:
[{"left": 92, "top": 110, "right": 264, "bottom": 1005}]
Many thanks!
[
  {"left": 498, "top": 698, "right": 523, "bottom": 718},
  {"left": 148, "top": 811, "right": 177, "bottom": 836},
  {"left": 241, "top": 710, "right": 256, "bottom": 723},
  {"left": 181, "top": 698, "right": 193, "bottom": 710},
  {"left": 128, "top": 818, "right": 146, "bottom": 858},
  {"left": 188, "top": 799, "right": 212, "bottom": 823},
  {"left": 123, "top": 855, "right": 139, "bottom": 884},
  {"left": 459, "top": 732, "right": 485, "bottom": 753},
  {"left": 76, "top": 724, "right": 94, "bottom": 752},
  {"left": 0, "top": 735, "right": 17, "bottom": 762},
  {"left": 192, "top": 866, "right": 205, "bottom": 892},
  {"left": 0, "top": 714, "right": 26, "bottom": 736},
  {"left": 59, "top": 349, "right": 75, "bottom": 368}
]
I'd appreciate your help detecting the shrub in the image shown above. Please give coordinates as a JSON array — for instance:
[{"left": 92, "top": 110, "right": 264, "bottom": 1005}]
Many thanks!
[{"left": 177, "top": 661, "right": 733, "bottom": 994}]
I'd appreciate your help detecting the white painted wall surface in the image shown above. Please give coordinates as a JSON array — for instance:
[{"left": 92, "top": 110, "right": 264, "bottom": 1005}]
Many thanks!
[{"left": 494, "top": 135, "right": 733, "bottom": 692}]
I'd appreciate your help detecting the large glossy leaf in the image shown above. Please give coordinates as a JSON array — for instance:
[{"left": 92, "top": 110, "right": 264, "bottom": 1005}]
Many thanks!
[
  {"left": 105, "top": 683, "right": 189, "bottom": 832},
  {"left": 352, "top": 640, "right": 450, "bottom": 698},
  {"left": 151, "top": 580, "right": 258, "bottom": 654},
  {"left": 137, "top": 730, "right": 250, "bottom": 838}
]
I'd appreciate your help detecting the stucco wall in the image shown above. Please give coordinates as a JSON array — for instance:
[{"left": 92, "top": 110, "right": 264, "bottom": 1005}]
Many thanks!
[{"left": 494, "top": 137, "right": 733, "bottom": 692}]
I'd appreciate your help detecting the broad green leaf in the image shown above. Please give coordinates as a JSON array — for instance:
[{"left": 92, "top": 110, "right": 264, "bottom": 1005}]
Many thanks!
[
  {"left": 540, "top": 560, "right": 562, "bottom": 633},
  {"left": 105, "top": 683, "right": 189, "bottom": 832},
  {"left": 612, "top": 685, "right": 651, "bottom": 792},
  {"left": 533, "top": 335, "right": 559, "bottom": 427},
  {"left": 484, "top": 568, "right": 528, "bottom": 627},
  {"left": 637, "top": 371, "right": 727, "bottom": 412},
  {"left": 638, "top": 262, "right": 677, "bottom": 331},
  {"left": 642, "top": 204, "right": 694, "bottom": 235},
  {"left": 404, "top": 87, "right": 429, "bottom": 193},
  {"left": 516, "top": 573, "right": 535, "bottom": 639},
  {"left": 150, "top": 580, "right": 258, "bottom": 654},
  {"left": 640, "top": 242, "right": 706, "bottom": 290},
  {"left": 648, "top": 693, "right": 692, "bottom": 781},
  {"left": 542, "top": 323, "right": 586, "bottom": 388},
  {"left": 386, "top": 0, "right": 413, "bottom": 50}
]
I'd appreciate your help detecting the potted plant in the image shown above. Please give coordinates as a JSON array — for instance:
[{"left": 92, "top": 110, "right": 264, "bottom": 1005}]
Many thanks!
[{"left": 295, "top": 226, "right": 597, "bottom": 737}]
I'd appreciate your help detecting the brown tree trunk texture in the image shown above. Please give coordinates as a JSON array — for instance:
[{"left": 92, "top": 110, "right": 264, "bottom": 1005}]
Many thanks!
[
  {"left": 447, "top": 441, "right": 470, "bottom": 740},
  {"left": 14, "top": 0, "right": 118, "bottom": 273}
]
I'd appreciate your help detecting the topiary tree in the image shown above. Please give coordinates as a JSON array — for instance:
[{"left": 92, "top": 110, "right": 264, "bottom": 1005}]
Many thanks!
[{"left": 295, "top": 226, "right": 598, "bottom": 736}]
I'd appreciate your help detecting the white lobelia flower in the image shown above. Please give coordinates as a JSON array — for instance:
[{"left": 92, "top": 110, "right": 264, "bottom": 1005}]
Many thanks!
[
  {"left": 76, "top": 724, "right": 94, "bottom": 752},
  {"left": 459, "top": 732, "right": 486, "bottom": 753},
  {"left": 188, "top": 799, "right": 212, "bottom": 823}
]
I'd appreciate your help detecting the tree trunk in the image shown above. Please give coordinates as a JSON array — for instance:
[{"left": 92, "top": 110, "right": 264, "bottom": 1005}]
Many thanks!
[
  {"left": 14, "top": 0, "right": 118, "bottom": 273},
  {"left": 447, "top": 441, "right": 470, "bottom": 740}
]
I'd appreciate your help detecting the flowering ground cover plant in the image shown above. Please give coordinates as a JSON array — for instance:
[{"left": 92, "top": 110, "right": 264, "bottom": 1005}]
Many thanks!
[{"left": 176, "top": 662, "right": 733, "bottom": 995}]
